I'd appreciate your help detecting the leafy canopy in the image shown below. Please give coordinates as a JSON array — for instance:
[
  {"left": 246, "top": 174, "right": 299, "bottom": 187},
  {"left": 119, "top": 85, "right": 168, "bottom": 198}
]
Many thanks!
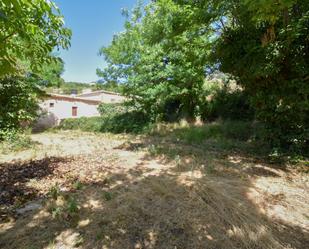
[
  {"left": 101, "top": 0, "right": 309, "bottom": 153},
  {"left": 0, "top": 0, "right": 71, "bottom": 138},
  {"left": 98, "top": 0, "right": 212, "bottom": 121},
  {"left": 0, "top": 0, "right": 71, "bottom": 77}
]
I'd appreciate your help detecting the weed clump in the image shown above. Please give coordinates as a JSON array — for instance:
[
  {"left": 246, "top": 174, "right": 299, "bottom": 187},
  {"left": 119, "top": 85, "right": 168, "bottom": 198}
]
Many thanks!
[
  {"left": 47, "top": 184, "right": 80, "bottom": 221},
  {"left": 0, "top": 131, "right": 37, "bottom": 154}
]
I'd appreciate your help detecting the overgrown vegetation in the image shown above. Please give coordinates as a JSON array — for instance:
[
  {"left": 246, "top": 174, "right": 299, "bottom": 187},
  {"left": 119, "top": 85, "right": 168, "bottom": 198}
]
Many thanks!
[
  {"left": 99, "top": 0, "right": 309, "bottom": 156},
  {"left": 0, "top": 132, "right": 37, "bottom": 154},
  {"left": 168, "top": 121, "right": 270, "bottom": 156},
  {"left": 2, "top": 0, "right": 308, "bottom": 157},
  {"left": 0, "top": 0, "right": 71, "bottom": 140},
  {"left": 200, "top": 79, "right": 254, "bottom": 122},
  {"left": 0, "top": 76, "right": 40, "bottom": 139}
]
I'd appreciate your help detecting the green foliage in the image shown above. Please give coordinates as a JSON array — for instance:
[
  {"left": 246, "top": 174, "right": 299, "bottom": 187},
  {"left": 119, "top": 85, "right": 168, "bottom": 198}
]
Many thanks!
[
  {"left": 37, "top": 57, "right": 65, "bottom": 87},
  {"left": 98, "top": 0, "right": 211, "bottom": 121},
  {"left": 66, "top": 196, "right": 79, "bottom": 214},
  {"left": 99, "top": 0, "right": 308, "bottom": 155},
  {"left": 102, "top": 191, "right": 113, "bottom": 201},
  {"left": 98, "top": 103, "right": 127, "bottom": 116},
  {"left": 73, "top": 181, "right": 83, "bottom": 191},
  {"left": 210, "top": 0, "right": 309, "bottom": 153},
  {"left": 172, "top": 120, "right": 269, "bottom": 155},
  {"left": 46, "top": 81, "right": 123, "bottom": 95},
  {"left": 95, "top": 80, "right": 124, "bottom": 93},
  {"left": 0, "top": 132, "right": 35, "bottom": 154},
  {"left": 47, "top": 185, "right": 80, "bottom": 220},
  {"left": 0, "top": 0, "right": 71, "bottom": 77},
  {"left": 0, "top": 76, "right": 40, "bottom": 139},
  {"left": 48, "top": 184, "right": 61, "bottom": 200},
  {"left": 201, "top": 82, "right": 254, "bottom": 122},
  {"left": 0, "top": 1, "right": 70, "bottom": 136},
  {"left": 175, "top": 121, "right": 254, "bottom": 143}
]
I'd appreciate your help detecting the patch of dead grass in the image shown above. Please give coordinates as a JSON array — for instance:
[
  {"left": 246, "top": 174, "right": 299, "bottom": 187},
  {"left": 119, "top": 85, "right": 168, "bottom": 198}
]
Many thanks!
[{"left": 0, "top": 130, "right": 308, "bottom": 249}]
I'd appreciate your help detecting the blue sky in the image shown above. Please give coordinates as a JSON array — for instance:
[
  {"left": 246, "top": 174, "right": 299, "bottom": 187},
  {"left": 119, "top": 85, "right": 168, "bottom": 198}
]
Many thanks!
[{"left": 54, "top": 0, "right": 140, "bottom": 83}]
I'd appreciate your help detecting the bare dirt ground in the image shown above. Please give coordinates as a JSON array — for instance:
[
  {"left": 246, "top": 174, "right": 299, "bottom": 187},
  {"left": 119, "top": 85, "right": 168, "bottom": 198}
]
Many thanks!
[{"left": 0, "top": 130, "right": 308, "bottom": 249}]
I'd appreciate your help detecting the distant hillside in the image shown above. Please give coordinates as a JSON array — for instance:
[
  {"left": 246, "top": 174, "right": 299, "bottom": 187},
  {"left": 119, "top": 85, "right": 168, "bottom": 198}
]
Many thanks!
[{"left": 45, "top": 81, "right": 123, "bottom": 95}]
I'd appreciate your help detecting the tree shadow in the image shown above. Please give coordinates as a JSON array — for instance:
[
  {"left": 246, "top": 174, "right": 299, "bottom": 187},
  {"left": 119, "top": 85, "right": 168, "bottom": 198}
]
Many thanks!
[
  {"left": 0, "top": 136, "right": 308, "bottom": 249},
  {"left": 120, "top": 135, "right": 288, "bottom": 178},
  {"left": 0, "top": 157, "right": 70, "bottom": 220}
]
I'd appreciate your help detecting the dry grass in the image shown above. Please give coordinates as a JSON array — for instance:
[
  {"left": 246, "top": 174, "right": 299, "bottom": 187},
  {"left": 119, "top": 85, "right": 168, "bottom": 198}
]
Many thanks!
[
  {"left": 0, "top": 130, "right": 126, "bottom": 163},
  {"left": 0, "top": 130, "right": 308, "bottom": 249}
]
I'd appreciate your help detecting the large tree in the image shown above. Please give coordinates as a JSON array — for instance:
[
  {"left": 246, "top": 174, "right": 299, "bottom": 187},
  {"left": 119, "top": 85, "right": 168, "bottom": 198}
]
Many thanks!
[
  {"left": 100, "top": 0, "right": 309, "bottom": 152},
  {"left": 98, "top": 0, "right": 212, "bottom": 121},
  {"left": 0, "top": 0, "right": 71, "bottom": 138}
]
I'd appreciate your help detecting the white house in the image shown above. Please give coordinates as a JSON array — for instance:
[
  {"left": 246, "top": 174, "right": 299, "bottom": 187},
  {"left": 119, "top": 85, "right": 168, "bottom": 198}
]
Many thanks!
[{"left": 35, "top": 90, "right": 126, "bottom": 130}]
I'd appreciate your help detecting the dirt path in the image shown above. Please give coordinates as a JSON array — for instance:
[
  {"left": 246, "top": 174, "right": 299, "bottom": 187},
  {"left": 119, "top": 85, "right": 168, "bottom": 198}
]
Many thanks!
[{"left": 0, "top": 131, "right": 308, "bottom": 249}]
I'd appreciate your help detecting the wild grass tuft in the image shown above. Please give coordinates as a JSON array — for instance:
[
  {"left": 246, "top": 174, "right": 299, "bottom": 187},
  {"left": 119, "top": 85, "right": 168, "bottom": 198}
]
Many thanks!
[{"left": 0, "top": 132, "right": 37, "bottom": 154}]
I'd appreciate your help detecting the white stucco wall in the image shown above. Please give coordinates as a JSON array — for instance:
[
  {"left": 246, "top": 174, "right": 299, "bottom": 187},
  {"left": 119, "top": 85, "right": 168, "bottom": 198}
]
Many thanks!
[
  {"left": 35, "top": 91, "right": 126, "bottom": 129},
  {"left": 40, "top": 98, "right": 100, "bottom": 121}
]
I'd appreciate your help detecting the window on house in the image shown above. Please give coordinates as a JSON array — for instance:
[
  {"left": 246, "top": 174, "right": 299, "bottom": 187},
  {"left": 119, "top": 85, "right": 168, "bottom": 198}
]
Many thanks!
[
  {"left": 72, "top": 106, "right": 78, "bottom": 117},
  {"left": 49, "top": 102, "right": 54, "bottom": 108}
]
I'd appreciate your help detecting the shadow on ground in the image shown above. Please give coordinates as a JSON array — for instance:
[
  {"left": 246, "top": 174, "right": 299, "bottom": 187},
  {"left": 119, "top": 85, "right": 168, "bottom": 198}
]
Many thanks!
[
  {"left": 0, "top": 157, "right": 70, "bottom": 219},
  {"left": 0, "top": 133, "right": 308, "bottom": 249}
]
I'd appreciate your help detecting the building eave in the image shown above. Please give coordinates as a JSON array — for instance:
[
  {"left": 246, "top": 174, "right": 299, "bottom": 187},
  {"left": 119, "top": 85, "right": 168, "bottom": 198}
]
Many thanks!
[{"left": 46, "top": 93, "right": 102, "bottom": 105}]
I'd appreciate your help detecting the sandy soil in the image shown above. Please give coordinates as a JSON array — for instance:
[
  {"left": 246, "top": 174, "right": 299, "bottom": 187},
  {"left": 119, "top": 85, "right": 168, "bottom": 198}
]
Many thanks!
[{"left": 0, "top": 131, "right": 308, "bottom": 249}]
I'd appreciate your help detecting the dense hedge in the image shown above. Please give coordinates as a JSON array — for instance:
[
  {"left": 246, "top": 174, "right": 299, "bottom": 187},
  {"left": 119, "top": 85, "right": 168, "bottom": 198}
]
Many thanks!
[{"left": 201, "top": 89, "right": 254, "bottom": 122}]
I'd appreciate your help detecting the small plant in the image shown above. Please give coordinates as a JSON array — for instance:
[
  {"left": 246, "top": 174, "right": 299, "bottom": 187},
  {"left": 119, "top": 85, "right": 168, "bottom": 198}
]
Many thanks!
[
  {"left": 47, "top": 239, "right": 56, "bottom": 249},
  {"left": 51, "top": 206, "right": 62, "bottom": 219},
  {"left": 48, "top": 184, "right": 61, "bottom": 200},
  {"left": 205, "top": 163, "right": 215, "bottom": 175},
  {"left": 73, "top": 180, "right": 83, "bottom": 190},
  {"left": 48, "top": 195, "right": 79, "bottom": 220},
  {"left": 148, "top": 144, "right": 165, "bottom": 156},
  {"left": 103, "top": 191, "right": 112, "bottom": 201},
  {"left": 148, "top": 144, "right": 158, "bottom": 155},
  {"left": 66, "top": 196, "right": 79, "bottom": 214},
  {"left": 175, "top": 155, "right": 181, "bottom": 167},
  {"left": 95, "top": 232, "right": 104, "bottom": 241}
]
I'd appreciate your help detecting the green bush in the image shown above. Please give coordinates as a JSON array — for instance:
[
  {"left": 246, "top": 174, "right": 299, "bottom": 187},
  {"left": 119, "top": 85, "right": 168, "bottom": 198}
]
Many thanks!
[
  {"left": 0, "top": 131, "right": 36, "bottom": 154},
  {"left": 213, "top": 1, "right": 309, "bottom": 155},
  {"left": 201, "top": 88, "right": 254, "bottom": 122},
  {"left": 98, "top": 103, "right": 127, "bottom": 116},
  {"left": 0, "top": 76, "right": 40, "bottom": 140},
  {"left": 175, "top": 121, "right": 256, "bottom": 144},
  {"left": 172, "top": 121, "right": 269, "bottom": 155},
  {"left": 59, "top": 117, "right": 103, "bottom": 132}
]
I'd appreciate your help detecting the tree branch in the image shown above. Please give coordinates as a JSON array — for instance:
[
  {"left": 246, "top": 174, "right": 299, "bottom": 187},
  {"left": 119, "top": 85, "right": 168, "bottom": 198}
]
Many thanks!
[
  {"left": 1, "top": 32, "right": 16, "bottom": 43},
  {"left": 220, "top": 18, "right": 227, "bottom": 32}
]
